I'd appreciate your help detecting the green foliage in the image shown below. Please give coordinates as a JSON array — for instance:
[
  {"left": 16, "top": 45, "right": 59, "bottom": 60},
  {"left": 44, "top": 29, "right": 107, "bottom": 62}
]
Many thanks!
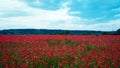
[
  {"left": 95, "top": 34, "right": 100, "bottom": 36},
  {"left": 47, "top": 39, "right": 79, "bottom": 46},
  {"left": 0, "top": 53, "right": 2, "bottom": 62},
  {"left": 22, "top": 42, "right": 26, "bottom": 46},
  {"left": 81, "top": 49, "right": 88, "bottom": 56},
  {"left": 56, "top": 40, "right": 62, "bottom": 45},
  {"left": 37, "top": 62, "right": 45, "bottom": 68},
  {"left": 47, "top": 40, "right": 62, "bottom": 46},
  {"left": 47, "top": 59, "right": 59, "bottom": 68},
  {"left": 65, "top": 39, "right": 77, "bottom": 46},
  {"left": 81, "top": 45, "right": 95, "bottom": 56},
  {"left": 47, "top": 40, "right": 55, "bottom": 46},
  {"left": 86, "top": 45, "right": 95, "bottom": 51}
]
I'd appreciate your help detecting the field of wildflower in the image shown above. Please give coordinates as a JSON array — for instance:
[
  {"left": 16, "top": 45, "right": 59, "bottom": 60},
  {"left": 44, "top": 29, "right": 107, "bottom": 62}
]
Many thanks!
[{"left": 0, "top": 35, "right": 120, "bottom": 68}]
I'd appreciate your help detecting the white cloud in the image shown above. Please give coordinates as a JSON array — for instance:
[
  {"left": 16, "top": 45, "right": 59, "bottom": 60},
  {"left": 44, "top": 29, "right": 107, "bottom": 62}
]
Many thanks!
[
  {"left": 112, "top": 7, "right": 120, "bottom": 11},
  {"left": 59, "top": 19, "right": 120, "bottom": 31},
  {"left": 0, "top": 0, "right": 120, "bottom": 31},
  {"left": 0, "top": 0, "right": 27, "bottom": 11},
  {"left": 0, "top": 0, "right": 80, "bottom": 29},
  {"left": 33, "top": 0, "right": 41, "bottom": 5},
  {"left": 69, "top": 11, "right": 81, "bottom": 15},
  {"left": 85, "top": 19, "right": 120, "bottom": 31},
  {"left": 114, "top": 14, "right": 120, "bottom": 17}
]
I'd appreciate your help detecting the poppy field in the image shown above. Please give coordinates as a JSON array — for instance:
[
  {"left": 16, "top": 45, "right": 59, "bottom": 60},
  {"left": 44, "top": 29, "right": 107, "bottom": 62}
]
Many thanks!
[{"left": 0, "top": 35, "right": 120, "bottom": 68}]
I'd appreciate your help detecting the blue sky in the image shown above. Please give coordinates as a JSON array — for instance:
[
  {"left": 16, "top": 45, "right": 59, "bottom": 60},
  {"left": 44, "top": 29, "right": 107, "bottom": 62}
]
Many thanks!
[{"left": 0, "top": 0, "right": 120, "bottom": 31}]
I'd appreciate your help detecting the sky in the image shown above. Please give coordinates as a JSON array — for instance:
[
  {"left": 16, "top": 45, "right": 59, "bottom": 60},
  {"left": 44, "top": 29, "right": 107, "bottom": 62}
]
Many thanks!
[{"left": 0, "top": 0, "right": 120, "bottom": 31}]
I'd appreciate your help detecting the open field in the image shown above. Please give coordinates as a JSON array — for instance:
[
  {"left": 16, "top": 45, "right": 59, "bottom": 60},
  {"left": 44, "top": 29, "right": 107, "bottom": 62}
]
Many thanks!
[{"left": 0, "top": 35, "right": 120, "bottom": 68}]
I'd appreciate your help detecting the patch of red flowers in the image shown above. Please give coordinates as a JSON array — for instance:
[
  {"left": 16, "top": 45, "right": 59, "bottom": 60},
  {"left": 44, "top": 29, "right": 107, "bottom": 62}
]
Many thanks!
[{"left": 0, "top": 35, "right": 120, "bottom": 68}]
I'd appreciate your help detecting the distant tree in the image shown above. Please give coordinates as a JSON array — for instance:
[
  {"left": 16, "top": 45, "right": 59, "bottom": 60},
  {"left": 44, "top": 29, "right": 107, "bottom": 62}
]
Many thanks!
[
  {"left": 84, "top": 31, "right": 92, "bottom": 35},
  {"left": 56, "top": 30, "right": 72, "bottom": 35},
  {"left": 102, "top": 32, "right": 109, "bottom": 35},
  {"left": 116, "top": 28, "right": 120, "bottom": 35},
  {"left": 64, "top": 30, "right": 71, "bottom": 35}
]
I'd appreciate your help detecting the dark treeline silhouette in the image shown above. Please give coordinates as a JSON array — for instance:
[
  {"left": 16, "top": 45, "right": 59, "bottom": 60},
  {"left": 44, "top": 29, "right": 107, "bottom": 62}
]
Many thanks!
[{"left": 0, "top": 29, "right": 119, "bottom": 35}]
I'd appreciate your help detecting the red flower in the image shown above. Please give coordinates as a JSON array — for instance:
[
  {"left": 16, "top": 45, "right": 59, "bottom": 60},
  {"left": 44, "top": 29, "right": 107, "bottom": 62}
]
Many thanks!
[
  {"left": 58, "top": 62, "right": 63, "bottom": 67},
  {"left": 98, "top": 61, "right": 104, "bottom": 67},
  {"left": 39, "top": 59, "right": 44, "bottom": 63},
  {"left": 75, "top": 55, "right": 79, "bottom": 59},
  {"left": 81, "top": 57, "right": 85, "bottom": 62},
  {"left": 44, "top": 62, "right": 48, "bottom": 65},
  {"left": 5, "top": 64, "right": 8, "bottom": 68}
]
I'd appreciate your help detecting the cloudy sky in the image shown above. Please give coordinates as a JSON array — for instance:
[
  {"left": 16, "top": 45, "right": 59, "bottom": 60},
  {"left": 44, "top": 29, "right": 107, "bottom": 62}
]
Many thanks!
[{"left": 0, "top": 0, "right": 120, "bottom": 31}]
